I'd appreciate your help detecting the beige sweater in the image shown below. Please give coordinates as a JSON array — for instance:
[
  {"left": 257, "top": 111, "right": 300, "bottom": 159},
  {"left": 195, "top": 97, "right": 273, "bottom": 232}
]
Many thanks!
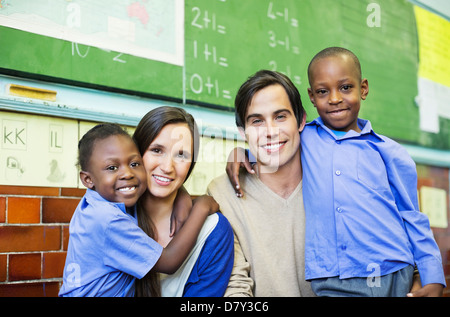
[{"left": 207, "top": 173, "right": 315, "bottom": 297}]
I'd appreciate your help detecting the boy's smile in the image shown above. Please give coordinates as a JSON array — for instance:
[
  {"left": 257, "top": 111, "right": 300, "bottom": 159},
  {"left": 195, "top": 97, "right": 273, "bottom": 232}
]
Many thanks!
[{"left": 308, "top": 54, "right": 369, "bottom": 132}]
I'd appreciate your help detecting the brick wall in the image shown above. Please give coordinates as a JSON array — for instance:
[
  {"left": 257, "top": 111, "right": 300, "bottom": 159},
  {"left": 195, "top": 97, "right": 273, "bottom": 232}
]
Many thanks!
[
  {"left": 0, "top": 185, "right": 84, "bottom": 297},
  {"left": 0, "top": 164, "right": 449, "bottom": 297}
]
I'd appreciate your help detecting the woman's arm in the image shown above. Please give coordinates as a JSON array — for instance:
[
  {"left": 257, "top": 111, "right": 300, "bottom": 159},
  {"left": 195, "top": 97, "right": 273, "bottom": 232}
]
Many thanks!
[{"left": 153, "top": 195, "right": 219, "bottom": 274}]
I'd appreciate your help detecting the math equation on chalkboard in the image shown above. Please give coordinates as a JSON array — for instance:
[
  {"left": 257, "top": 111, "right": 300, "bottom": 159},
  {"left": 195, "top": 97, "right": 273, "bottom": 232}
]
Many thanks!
[{"left": 185, "top": 0, "right": 303, "bottom": 109}]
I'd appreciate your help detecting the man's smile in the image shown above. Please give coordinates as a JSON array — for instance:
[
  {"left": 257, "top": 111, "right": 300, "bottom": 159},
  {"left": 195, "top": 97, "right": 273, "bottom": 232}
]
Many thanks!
[{"left": 262, "top": 141, "right": 286, "bottom": 153}]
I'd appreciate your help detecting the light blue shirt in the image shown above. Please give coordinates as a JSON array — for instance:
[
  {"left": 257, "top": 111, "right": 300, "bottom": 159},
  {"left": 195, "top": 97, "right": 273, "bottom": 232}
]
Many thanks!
[
  {"left": 301, "top": 117, "right": 445, "bottom": 287},
  {"left": 59, "top": 189, "right": 163, "bottom": 297}
]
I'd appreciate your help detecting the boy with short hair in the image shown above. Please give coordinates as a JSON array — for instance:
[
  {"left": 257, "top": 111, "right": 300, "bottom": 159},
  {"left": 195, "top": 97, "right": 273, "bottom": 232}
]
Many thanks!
[
  {"left": 302, "top": 47, "right": 445, "bottom": 296},
  {"left": 59, "top": 123, "right": 217, "bottom": 297}
]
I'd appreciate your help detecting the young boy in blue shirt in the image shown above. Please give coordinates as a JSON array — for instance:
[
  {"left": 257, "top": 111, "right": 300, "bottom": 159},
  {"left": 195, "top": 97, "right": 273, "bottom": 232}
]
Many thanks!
[
  {"left": 301, "top": 47, "right": 445, "bottom": 296},
  {"left": 59, "top": 123, "right": 218, "bottom": 297}
]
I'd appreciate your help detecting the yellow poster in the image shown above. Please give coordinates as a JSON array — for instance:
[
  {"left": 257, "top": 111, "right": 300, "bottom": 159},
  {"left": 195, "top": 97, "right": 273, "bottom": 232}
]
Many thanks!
[
  {"left": 415, "top": 6, "right": 450, "bottom": 87},
  {"left": 415, "top": 5, "right": 450, "bottom": 133}
]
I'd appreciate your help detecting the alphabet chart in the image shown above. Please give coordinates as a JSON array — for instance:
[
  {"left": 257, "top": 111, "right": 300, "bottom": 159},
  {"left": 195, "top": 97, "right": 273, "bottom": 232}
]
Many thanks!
[{"left": 0, "top": 111, "right": 78, "bottom": 187}]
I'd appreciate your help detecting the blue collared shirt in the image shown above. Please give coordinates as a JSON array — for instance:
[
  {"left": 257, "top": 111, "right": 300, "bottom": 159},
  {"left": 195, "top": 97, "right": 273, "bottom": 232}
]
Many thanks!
[
  {"left": 301, "top": 117, "right": 445, "bottom": 286},
  {"left": 59, "top": 189, "right": 163, "bottom": 297}
]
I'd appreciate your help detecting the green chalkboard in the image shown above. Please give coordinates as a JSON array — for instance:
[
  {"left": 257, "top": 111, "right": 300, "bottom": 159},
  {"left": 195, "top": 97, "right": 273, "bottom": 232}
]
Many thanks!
[
  {"left": 184, "top": 0, "right": 304, "bottom": 107},
  {"left": 0, "top": 0, "right": 449, "bottom": 149},
  {"left": 0, "top": 25, "right": 183, "bottom": 100}
]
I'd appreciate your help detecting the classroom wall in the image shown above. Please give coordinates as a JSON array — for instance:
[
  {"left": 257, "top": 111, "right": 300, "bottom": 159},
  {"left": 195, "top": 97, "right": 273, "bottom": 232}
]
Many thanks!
[{"left": 0, "top": 164, "right": 449, "bottom": 297}]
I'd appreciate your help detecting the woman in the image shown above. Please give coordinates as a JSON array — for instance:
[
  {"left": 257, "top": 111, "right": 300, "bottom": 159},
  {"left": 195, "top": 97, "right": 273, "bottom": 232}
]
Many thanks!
[{"left": 133, "top": 106, "right": 234, "bottom": 297}]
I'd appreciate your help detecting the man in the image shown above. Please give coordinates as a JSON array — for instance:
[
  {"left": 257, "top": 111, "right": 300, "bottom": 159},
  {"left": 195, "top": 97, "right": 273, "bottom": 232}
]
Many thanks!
[{"left": 207, "top": 70, "right": 314, "bottom": 296}]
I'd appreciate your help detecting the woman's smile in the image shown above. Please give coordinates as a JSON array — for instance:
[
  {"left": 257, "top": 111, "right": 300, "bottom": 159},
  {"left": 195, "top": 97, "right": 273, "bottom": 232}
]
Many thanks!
[{"left": 152, "top": 174, "right": 174, "bottom": 186}]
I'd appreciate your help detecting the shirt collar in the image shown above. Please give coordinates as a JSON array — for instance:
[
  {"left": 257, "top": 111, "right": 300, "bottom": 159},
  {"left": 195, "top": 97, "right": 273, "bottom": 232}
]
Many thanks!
[
  {"left": 84, "top": 188, "right": 135, "bottom": 216},
  {"left": 307, "top": 117, "right": 384, "bottom": 141}
]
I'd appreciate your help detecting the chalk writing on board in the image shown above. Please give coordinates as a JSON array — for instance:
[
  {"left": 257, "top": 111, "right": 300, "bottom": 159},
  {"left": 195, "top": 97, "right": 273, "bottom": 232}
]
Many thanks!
[
  {"left": 267, "top": 1, "right": 299, "bottom": 27},
  {"left": 189, "top": 74, "right": 232, "bottom": 100},
  {"left": 265, "top": 2, "right": 302, "bottom": 86},
  {"left": 187, "top": 2, "right": 232, "bottom": 103},
  {"left": 191, "top": 6, "right": 227, "bottom": 34},
  {"left": 71, "top": 42, "right": 127, "bottom": 64},
  {"left": 193, "top": 41, "right": 228, "bottom": 67}
]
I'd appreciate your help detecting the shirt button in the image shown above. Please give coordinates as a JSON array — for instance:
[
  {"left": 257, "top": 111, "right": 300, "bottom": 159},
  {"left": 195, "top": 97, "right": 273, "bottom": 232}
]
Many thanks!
[
  {"left": 335, "top": 170, "right": 341, "bottom": 176},
  {"left": 336, "top": 140, "right": 341, "bottom": 144},
  {"left": 341, "top": 245, "right": 347, "bottom": 251},
  {"left": 337, "top": 207, "right": 342, "bottom": 213}
]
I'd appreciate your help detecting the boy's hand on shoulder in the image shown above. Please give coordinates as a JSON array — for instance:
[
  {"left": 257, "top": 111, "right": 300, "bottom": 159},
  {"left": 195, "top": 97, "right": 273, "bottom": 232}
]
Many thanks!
[
  {"left": 193, "top": 195, "right": 219, "bottom": 216},
  {"left": 170, "top": 186, "right": 193, "bottom": 237},
  {"left": 407, "top": 283, "right": 443, "bottom": 297},
  {"left": 225, "top": 147, "right": 254, "bottom": 198}
]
